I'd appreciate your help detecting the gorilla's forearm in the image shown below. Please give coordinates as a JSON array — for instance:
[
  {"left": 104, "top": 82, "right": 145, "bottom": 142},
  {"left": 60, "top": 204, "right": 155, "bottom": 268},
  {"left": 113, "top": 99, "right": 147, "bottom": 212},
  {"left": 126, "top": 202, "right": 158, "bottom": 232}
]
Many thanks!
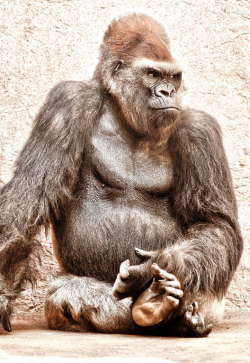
[{"left": 156, "top": 221, "right": 242, "bottom": 297}]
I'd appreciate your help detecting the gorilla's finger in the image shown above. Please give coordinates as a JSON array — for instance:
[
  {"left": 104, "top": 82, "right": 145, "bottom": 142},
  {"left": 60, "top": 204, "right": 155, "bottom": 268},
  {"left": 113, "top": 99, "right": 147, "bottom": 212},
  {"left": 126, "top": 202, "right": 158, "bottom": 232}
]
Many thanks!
[
  {"left": 151, "top": 279, "right": 181, "bottom": 294},
  {"left": 120, "top": 260, "right": 130, "bottom": 279},
  {"left": 165, "top": 280, "right": 181, "bottom": 289},
  {"left": 192, "top": 301, "right": 199, "bottom": 313},
  {"left": 165, "top": 286, "right": 184, "bottom": 298},
  {"left": 112, "top": 284, "right": 125, "bottom": 299},
  {"left": 134, "top": 248, "right": 152, "bottom": 260},
  {"left": 151, "top": 263, "right": 176, "bottom": 281},
  {"left": 201, "top": 324, "right": 213, "bottom": 337},
  {"left": 184, "top": 304, "right": 194, "bottom": 324},
  {"left": 151, "top": 263, "right": 161, "bottom": 276},
  {"left": 159, "top": 271, "right": 176, "bottom": 281},
  {"left": 192, "top": 313, "right": 205, "bottom": 335},
  {"left": 1, "top": 312, "right": 12, "bottom": 332}
]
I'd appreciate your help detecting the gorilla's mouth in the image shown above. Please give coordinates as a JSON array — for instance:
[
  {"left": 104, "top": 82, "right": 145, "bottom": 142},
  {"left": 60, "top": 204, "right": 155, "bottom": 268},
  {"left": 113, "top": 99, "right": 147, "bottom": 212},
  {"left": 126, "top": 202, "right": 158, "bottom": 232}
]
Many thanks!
[{"left": 152, "top": 107, "right": 179, "bottom": 111}]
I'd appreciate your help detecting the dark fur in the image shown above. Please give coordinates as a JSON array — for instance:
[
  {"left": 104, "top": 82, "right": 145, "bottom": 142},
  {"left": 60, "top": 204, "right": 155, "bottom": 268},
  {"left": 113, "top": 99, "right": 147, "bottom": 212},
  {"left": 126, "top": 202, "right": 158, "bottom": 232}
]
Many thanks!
[{"left": 0, "top": 14, "right": 243, "bottom": 335}]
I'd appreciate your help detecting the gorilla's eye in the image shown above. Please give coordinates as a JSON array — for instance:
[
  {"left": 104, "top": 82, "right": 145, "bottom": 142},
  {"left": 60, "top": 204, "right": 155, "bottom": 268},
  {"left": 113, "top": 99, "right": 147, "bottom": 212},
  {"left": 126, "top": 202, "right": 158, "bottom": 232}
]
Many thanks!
[
  {"left": 168, "top": 72, "right": 182, "bottom": 81},
  {"left": 147, "top": 70, "right": 158, "bottom": 78}
]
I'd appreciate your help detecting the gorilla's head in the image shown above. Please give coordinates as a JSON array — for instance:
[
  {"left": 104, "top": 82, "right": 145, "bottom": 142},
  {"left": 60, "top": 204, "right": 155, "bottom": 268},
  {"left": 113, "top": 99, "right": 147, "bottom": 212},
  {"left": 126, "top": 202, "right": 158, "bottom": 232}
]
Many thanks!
[{"left": 94, "top": 14, "right": 182, "bottom": 139}]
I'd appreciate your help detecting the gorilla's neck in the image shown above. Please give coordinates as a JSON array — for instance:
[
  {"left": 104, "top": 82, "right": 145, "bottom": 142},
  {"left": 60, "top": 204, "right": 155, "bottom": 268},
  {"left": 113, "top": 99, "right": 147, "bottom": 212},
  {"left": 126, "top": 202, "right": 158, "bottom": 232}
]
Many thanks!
[{"left": 135, "top": 117, "right": 180, "bottom": 155}]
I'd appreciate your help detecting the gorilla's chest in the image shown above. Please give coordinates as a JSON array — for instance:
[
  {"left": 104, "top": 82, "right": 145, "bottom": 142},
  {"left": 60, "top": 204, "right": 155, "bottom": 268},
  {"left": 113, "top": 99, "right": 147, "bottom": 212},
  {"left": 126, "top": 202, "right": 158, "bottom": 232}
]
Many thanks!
[
  {"left": 90, "top": 113, "right": 174, "bottom": 195},
  {"left": 53, "top": 112, "right": 176, "bottom": 279}
]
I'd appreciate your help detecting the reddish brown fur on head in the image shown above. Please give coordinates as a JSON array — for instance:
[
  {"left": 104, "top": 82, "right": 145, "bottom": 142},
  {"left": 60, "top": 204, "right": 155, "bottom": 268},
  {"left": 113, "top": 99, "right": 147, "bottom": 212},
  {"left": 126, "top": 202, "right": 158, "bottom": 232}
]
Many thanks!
[{"left": 103, "top": 14, "right": 172, "bottom": 62}]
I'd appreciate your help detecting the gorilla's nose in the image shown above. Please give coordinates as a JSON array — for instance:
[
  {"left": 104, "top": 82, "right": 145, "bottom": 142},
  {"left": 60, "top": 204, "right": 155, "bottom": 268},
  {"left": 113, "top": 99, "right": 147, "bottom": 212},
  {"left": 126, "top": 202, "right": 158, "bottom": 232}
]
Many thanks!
[{"left": 154, "top": 84, "right": 175, "bottom": 98}]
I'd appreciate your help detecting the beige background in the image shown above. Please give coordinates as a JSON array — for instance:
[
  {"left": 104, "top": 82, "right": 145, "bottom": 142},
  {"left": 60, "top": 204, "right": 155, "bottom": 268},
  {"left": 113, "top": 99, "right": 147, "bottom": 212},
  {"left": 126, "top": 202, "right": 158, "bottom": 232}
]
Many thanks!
[{"left": 0, "top": 0, "right": 249, "bottom": 321}]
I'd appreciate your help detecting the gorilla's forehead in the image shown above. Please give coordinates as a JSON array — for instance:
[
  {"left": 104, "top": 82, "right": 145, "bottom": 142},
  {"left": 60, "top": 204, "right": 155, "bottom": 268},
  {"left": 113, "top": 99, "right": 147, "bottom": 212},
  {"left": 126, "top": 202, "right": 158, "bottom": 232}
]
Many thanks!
[{"left": 133, "top": 34, "right": 172, "bottom": 61}]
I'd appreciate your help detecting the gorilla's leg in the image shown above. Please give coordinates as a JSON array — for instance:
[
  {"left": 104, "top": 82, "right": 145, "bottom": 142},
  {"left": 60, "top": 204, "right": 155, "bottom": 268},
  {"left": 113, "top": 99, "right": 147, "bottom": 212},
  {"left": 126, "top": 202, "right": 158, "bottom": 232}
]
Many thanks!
[{"left": 45, "top": 275, "right": 138, "bottom": 333}]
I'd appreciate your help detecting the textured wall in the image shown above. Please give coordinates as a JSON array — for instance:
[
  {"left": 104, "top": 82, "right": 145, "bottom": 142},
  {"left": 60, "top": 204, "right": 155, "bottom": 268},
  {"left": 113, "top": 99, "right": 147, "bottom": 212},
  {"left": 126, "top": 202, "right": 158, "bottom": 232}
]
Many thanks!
[{"left": 0, "top": 0, "right": 249, "bottom": 321}]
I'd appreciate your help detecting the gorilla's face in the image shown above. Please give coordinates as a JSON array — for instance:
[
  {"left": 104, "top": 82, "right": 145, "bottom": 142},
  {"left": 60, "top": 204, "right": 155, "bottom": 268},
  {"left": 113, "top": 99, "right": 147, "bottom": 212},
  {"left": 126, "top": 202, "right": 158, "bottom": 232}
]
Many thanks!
[{"left": 109, "top": 57, "right": 182, "bottom": 139}]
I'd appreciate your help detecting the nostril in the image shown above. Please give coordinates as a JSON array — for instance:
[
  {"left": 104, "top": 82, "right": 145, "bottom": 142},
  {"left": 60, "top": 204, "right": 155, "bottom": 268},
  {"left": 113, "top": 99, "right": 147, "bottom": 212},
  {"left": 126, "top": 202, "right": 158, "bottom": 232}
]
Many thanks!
[
  {"left": 155, "top": 88, "right": 170, "bottom": 97},
  {"left": 154, "top": 84, "right": 175, "bottom": 98},
  {"left": 161, "top": 90, "right": 169, "bottom": 97}
]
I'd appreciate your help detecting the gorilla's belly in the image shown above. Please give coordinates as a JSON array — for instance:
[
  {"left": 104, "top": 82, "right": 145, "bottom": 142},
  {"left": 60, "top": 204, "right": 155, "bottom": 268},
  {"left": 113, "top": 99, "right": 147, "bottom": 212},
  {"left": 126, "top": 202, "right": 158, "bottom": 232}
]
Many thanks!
[{"left": 52, "top": 204, "right": 177, "bottom": 282}]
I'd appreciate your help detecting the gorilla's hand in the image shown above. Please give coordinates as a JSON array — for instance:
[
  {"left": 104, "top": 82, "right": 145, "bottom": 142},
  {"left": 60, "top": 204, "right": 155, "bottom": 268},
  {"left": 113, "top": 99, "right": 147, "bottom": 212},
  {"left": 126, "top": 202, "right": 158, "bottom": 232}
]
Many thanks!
[
  {"left": 0, "top": 294, "right": 12, "bottom": 332},
  {"left": 112, "top": 259, "right": 146, "bottom": 299},
  {"left": 112, "top": 248, "right": 158, "bottom": 299}
]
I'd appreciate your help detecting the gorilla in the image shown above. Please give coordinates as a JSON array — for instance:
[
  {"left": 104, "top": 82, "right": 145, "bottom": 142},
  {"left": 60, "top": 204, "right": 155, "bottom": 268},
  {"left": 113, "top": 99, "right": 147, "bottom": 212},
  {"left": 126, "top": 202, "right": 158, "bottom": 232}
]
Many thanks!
[{"left": 0, "top": 14, "right": 243, "bottom": 337}]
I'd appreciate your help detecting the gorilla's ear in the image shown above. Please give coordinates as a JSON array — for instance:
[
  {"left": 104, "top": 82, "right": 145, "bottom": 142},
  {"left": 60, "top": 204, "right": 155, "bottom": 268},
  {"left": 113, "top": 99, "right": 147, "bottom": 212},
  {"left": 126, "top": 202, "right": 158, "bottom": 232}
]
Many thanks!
[{"left": 114, "top": 60, "right": 124, "bottom": 72}]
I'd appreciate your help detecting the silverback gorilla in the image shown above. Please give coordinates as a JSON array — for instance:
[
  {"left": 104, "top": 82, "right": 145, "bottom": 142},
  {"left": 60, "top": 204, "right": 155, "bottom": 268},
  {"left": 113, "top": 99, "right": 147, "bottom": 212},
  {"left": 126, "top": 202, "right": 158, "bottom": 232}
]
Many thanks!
[{"left": 0, "top": 14, "right": 243, "bottom": 337}]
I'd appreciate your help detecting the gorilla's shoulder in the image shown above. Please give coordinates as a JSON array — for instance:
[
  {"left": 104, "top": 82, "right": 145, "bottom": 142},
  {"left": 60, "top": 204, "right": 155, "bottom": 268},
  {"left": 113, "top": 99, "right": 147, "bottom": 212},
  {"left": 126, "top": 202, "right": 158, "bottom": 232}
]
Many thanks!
[
  {"left": 47, "top": 80, "right": 103, "bottom": 108},
  {"left": 178, "top": 108, "right": 222, "bottom": 142}
]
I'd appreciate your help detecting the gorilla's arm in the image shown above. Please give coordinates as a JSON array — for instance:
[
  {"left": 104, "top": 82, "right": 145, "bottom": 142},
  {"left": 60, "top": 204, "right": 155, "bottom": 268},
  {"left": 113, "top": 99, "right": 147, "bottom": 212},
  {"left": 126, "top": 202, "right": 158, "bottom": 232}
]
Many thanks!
[
  {"left": 165, "top": 109, "right": 242, "bottom": 296},
  {"left": 114, "top": 110, "right": 243, "bottom": 301},
  {"left": 113, "top": 109, "right": 242, "bottom": 335},
  {"left": 0, "top": 81, "right": 102, "bottom": 331}
]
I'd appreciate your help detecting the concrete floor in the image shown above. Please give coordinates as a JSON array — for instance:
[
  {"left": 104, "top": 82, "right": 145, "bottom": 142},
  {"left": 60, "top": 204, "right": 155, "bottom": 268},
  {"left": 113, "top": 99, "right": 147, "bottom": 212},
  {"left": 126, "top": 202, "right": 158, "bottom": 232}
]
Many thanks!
[{"left": 0, "top": 311, "right": 250, "bottom": 363}]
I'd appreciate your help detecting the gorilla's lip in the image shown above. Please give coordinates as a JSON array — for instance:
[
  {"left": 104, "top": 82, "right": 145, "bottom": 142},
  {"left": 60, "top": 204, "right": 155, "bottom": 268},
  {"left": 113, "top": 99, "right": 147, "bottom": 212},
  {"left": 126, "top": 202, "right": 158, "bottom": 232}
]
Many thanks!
[{"left": 152, "top": 107, "right": 179, "bottom": 111}]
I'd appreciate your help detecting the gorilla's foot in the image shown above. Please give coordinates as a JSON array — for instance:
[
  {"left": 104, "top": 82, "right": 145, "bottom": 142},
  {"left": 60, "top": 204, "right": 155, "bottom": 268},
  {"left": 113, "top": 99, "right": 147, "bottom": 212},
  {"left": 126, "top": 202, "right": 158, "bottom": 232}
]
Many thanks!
[
  {"left": 45, "top": 274, "right": 136, "bottom": 333},
  {"left": 172, "top": 301, "right": 213, "bottom": 337},
  {"left": 132, "top": 263, "right": 183, "bottom": 327}
]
